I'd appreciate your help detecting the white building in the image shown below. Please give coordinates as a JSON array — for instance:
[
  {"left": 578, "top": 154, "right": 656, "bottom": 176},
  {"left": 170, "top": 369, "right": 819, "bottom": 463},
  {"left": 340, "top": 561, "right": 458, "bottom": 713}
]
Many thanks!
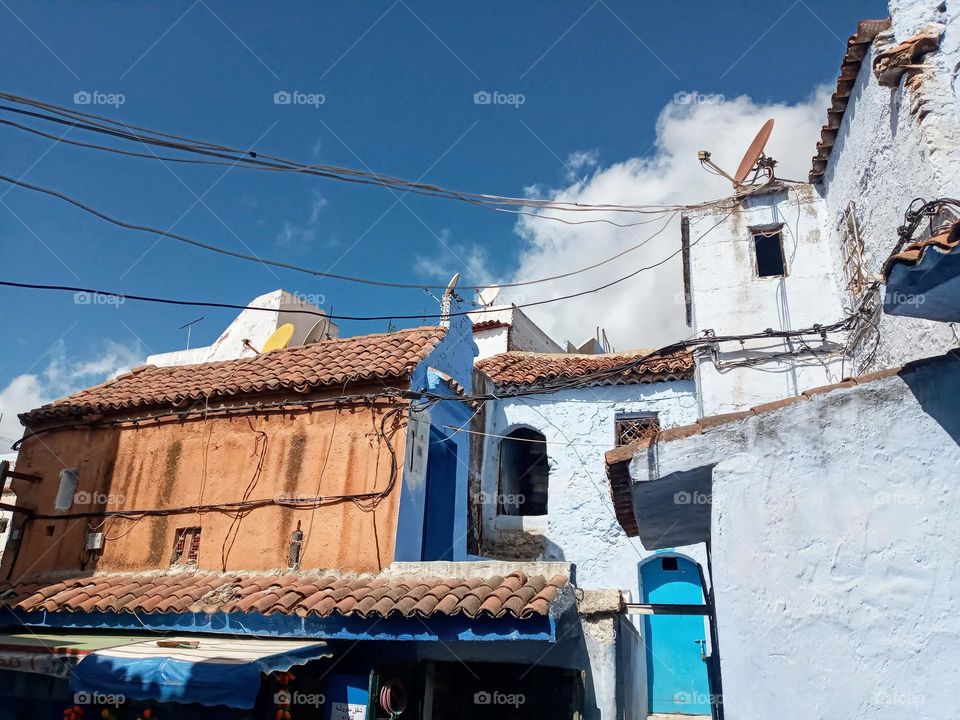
[
  {"left": 609, "top": 2, "right": 960, "bottom": 718},
  {"left": 147, "top": 289, "right": 339, "bottom": 367},
  {"left": 470, "top": 347, "right": 709, "bottom": 717},
  {"left": 469, "top": 304, "right": 563, "bottom": 360}
]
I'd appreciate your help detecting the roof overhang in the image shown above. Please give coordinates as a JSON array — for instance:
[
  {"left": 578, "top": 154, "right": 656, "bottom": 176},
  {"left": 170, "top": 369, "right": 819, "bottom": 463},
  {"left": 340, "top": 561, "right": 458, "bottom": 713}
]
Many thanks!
[
  {"left": 884, "top": 240, "right": 960, "bottom": 321},
  {"left": 70, "top": 635, "right": 331, "bottom": 708},
  {"left": 625, "top": 465, "right": 714, "bottom": 550}
]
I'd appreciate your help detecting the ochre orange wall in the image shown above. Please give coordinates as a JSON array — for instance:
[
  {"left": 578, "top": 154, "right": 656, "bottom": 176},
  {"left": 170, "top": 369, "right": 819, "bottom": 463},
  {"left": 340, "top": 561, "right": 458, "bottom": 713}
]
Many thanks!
[{"left": 2, "top": 392, "right": 409, "bottom": 580}]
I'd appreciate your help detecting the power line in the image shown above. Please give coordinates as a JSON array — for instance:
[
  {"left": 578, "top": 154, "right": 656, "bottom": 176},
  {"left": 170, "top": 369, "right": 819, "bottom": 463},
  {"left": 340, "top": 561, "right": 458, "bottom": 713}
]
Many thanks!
[
  {"left": 0, "top": 91, "right": 741, "bottom": 221},
  {"left": 0, "top": 209, "right": 736, "bottom": 320},
  {"left": 0, "top": 171, "right": 679, "bottom": 292}
]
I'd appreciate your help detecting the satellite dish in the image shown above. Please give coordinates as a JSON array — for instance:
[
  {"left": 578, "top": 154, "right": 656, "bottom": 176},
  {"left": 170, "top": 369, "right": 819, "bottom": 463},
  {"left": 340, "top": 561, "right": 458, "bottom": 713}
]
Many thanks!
[
  {"left": 261, "top": 323, "right": 295, "bottom": 353},
  {"left": 734, "top": 119, "right": 775, "bottom": 184},
  {"left": 477, "top": 285, "right": 501, "bottom": 307},
  {"left": 302, "top": 317, "right": 330, "bottom": 344}
]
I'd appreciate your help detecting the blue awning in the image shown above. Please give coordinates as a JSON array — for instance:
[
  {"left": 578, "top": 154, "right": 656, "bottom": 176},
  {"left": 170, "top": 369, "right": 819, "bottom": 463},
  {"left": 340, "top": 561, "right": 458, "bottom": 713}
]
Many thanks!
[{"left": 70, "top": 636, "right": 332, "bottom": 709}]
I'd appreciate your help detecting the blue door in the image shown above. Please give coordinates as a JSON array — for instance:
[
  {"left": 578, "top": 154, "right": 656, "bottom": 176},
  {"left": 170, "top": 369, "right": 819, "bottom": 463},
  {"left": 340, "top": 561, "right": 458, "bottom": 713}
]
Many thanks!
[
  {"left": 641, "top": 554, "right": 711, "bottom": 715},
  {"left": 421, "top": 428, "right": 457, "bottom": 561}
]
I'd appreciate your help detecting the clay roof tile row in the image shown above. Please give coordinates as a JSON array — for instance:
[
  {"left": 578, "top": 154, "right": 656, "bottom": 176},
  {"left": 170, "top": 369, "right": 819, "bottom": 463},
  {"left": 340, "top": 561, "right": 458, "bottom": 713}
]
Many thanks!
[
  {"left": 809, "top": 19, "right": 891, "bottom": 183},
  {"left": 20, "top": 327, "right": 447, "bottom": 424},
  {"left": 476, "top": 349, "right": 694, "bottom": 389},
  {"left": 882, "top": 222, "right": 960, "bottom": 280},
  {"left": 0, "top": 570, "right": 567, "bottom": 621}
]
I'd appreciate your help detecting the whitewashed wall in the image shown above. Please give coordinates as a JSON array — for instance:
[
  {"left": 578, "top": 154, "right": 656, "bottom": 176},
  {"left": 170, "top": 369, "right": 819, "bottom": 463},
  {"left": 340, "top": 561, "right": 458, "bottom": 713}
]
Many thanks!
[
  {"left": 623, "top": 351, "right": 960, "bottom": 720},
  {"left": 470, "top": 305, "right": 563, "bottom": 360},
  {"left": 479, "top": 381, "right": 701, "bottom": 593},
  {"left": 821, "top": 0, "right": 960, "bottom": 371},
  {"left": 686, "top": 186, "right": 848, "bottom": 415}
]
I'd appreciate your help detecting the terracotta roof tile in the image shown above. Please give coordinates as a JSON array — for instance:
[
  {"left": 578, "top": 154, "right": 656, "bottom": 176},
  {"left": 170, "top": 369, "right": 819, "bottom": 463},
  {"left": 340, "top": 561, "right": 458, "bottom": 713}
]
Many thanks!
[
  {"left": 476, "top": 349, "right": 694, "bottom": 388},
  {"left": 0, "top": 571, "right": 567, "bottom": 621},
  {"left": 21, "top": 327, "right": 446, "bottom": 424},
  {"left": 809, "top": 19, "right": 891, "bottom": 182},
  {"left": 882, "top": 223, "right": 960, "bottom": 280}
]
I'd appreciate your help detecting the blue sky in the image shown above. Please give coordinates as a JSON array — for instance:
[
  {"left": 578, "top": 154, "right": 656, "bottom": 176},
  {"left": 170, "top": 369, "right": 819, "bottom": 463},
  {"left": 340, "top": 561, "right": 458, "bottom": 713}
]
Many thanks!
[{"left": 0, "top": 0, "right": 886, "bottom": 446}]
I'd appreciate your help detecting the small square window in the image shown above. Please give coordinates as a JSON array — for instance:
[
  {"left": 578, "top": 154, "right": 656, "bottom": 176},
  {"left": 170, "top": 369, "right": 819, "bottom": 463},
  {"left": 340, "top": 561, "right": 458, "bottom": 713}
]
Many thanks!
[
  {"left": 661, "top": 557, "right": 679, "bottom": 571},
  {"left": 753, "top": 229, "right": 786, "bottom": 278},
  {"left": 0, "top": 518, "right": 8, "bottom": 534},
  {"left": 171, "top": 527, "right": 201, "bottom": 565},
  {"left": 615, "top": 415, "right": 660, "bottom": 446}
]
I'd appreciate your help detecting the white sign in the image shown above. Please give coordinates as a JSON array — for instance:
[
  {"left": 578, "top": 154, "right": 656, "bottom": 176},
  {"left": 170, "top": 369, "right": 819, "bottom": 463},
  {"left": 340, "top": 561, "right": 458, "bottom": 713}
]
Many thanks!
[{"left": 330, "top": 701, "right": 366, "bottom": 720}]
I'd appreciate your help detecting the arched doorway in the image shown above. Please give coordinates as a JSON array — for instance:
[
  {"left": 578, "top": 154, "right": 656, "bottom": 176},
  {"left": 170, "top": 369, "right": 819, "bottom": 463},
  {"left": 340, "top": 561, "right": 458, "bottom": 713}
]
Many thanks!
[
  {"left": 498, "top": 427, "right": 548, "bottom": 516},
  {"left": 640, "top": 553, "right": 711, "bottom": 715}
]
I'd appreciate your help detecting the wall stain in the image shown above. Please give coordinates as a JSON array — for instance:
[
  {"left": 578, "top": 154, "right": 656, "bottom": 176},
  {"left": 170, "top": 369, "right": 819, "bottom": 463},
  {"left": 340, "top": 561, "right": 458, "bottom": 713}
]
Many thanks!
[{"left": 146, "top": 440, "right": 181, "bottom": 565}]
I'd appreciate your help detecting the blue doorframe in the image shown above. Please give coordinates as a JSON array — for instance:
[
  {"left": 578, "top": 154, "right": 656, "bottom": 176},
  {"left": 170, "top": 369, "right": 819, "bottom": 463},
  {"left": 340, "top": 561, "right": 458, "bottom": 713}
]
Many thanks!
[
  {"left": 421, "top": 427, "right": 457, "bottom": 561},
  {"left": 640, "top": 553, "right": 711, "bottom": 715}
]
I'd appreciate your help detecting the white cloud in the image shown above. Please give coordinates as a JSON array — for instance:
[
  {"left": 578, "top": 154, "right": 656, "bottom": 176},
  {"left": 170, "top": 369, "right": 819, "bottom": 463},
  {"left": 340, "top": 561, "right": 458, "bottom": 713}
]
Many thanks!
[
  {"left": 0, "top": 340, "right": 143, "bottom": 451},
  {"left": 564, "top": 148, "right": 600, "bottom": 181},
  {"left": 500, "top": 87, "right": 831, "bottom": 350},
  {"left": 414, "top": 229, "right": 496, "bottom": 288},
  {"left": 274, "top": 190, "right": 328, "bottom": 251}
]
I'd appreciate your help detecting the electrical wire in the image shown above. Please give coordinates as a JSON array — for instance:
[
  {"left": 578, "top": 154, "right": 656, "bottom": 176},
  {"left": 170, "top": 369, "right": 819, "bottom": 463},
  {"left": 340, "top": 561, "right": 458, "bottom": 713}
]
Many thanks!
[
  {"left": 0, "top": 171, "right": 681, "bottom": 292},
  {"left": 0, "top": 91, "right": 743, "bottom": 220},
  {"left": 0, "top": 209, "right": 724, "bottom": 321}
]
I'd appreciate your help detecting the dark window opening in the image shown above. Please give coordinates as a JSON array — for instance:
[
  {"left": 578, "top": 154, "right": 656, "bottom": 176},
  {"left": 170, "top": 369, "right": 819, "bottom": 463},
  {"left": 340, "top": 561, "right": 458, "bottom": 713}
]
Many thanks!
[
  {"left": 498, "top": 428, "right": 549, "bottom": 516},
  {"left": 171, "top": 526, "right": 201, "bottom": 565},
  {"left": 754, "top": 230, "right": 786, "bottom": 277},
  {"left": 615, "top": 414, "right": 660, "bottom": 446},
  {"left": 45, "top": 525, "right": 55, "bottom": 537},
  {"left": 661, "top": 557, "right": 679, "bottom": 571}
]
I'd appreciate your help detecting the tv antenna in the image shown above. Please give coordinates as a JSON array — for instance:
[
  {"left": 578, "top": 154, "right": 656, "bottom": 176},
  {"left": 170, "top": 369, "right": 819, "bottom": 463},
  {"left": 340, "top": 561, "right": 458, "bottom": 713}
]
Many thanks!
[
  {"left": 178, "top": 316, "right": 204, "bottom": 350},
  {"left": 698, "top": 119, "right": 777, "bottom": 191}
]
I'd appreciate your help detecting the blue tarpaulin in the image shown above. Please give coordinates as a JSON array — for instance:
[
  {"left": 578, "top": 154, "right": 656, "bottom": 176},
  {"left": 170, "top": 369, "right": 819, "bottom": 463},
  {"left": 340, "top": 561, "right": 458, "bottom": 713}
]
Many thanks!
[{"left": 70, "top": 636, "right": 331, "bottom": 709}]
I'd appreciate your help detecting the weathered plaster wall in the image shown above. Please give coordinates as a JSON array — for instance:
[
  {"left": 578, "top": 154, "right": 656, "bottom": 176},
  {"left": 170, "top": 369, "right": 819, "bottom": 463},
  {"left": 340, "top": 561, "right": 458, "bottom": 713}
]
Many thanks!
[
  {"left": 686, "top": 186, "right": 848, "bottom": 415},
  {"left": 2, "top": 388, "right": 408, "bottom": 579},
  {"left": 822, "top": 0, "right": 960, "bottom": 371},
  {"left": 626, "top": 351, "right": 960, "bottom": 719},
  {"left": 478, "top": 380, "right": 701, "bottom": 593}
]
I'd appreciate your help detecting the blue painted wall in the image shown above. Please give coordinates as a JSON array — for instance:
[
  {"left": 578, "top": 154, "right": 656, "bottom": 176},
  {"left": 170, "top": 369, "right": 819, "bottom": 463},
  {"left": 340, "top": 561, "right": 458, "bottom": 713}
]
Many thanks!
[{"left": 394, "top": 296, "right": 476, "bottom": 562}]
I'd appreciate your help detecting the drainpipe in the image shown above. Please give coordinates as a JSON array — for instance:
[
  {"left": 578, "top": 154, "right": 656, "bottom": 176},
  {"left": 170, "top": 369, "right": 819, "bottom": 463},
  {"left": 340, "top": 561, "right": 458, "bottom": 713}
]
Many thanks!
[{"left": 699, "top": 541, "right": 724, "bottom": 720}]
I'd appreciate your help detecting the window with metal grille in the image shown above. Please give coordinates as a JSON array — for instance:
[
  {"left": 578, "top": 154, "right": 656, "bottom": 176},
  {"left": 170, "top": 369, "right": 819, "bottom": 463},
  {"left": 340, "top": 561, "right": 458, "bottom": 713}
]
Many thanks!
[
  {"left": 615, "top": 414, "right": 660, "bottom": 446},
  {"left": 840, "top": 202, "right": 867, "bottom": 300},
  {"left": 171, "top": 527, "right": 201, "bottom": 565}
]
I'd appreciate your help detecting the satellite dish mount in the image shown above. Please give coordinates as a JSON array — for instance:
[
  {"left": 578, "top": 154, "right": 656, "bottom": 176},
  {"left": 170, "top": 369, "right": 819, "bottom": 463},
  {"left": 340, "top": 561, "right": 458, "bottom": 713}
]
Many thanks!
[{"left": 698, "top": 118, "right": 777, "bottom": 192}]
